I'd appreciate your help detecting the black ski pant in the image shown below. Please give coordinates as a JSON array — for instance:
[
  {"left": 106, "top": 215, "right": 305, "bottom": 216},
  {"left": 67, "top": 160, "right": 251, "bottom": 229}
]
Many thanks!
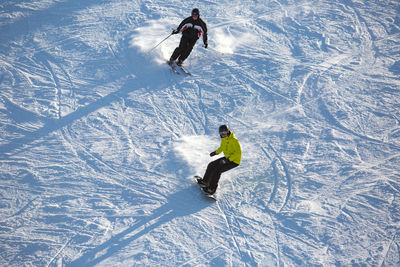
[
  {"left": 170, "top": 35, "right": 197, "bottom": 63},
  {"left": 202, "top": 157, "right": 239, "bottom": 191}
]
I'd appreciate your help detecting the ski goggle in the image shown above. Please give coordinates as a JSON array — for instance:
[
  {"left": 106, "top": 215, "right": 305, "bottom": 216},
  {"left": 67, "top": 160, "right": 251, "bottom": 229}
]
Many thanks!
[
  {"left": 219, "top": 131, "right": 228, "bottom": 137},
  {"left": 192, "top": 13, "right": 199, "bottom": 17}
]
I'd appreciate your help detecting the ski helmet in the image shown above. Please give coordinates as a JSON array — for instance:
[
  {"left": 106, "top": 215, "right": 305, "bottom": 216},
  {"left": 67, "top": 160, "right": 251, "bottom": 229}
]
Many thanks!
[
  {"left": 192, "top": 8, "right": 200, "bottom": 16},
  {"left": 219, "top": 124, "right": 230, "bottom": 137}
]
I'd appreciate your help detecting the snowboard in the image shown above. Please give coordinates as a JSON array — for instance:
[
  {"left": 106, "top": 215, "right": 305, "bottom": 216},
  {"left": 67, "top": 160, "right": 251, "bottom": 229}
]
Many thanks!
[{"left": 194, "top": 175, "right": 217, "bottom": 201}]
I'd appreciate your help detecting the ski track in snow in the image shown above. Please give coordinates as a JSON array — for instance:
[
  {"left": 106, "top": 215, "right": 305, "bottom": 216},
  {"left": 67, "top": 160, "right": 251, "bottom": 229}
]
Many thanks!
[{"left": 1, "top": 0, "right": 400, "bottom": 266}]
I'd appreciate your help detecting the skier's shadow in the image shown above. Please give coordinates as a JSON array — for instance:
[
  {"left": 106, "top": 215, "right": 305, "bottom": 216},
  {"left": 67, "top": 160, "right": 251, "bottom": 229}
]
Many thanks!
[
  {"left": 67, "top": 185, "right": 211, "bottom": 267},
  {"left": 0, "top": 43, "right": 169, "bottom": 158}
]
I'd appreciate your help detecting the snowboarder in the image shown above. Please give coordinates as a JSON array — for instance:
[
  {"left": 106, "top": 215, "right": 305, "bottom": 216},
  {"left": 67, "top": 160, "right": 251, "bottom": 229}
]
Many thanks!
[
  {"left": 197, "top": 125, "right": 242, "bottom": 195},
  {"left": 168, "top": 8, "right": 208, "bottom": 66}
]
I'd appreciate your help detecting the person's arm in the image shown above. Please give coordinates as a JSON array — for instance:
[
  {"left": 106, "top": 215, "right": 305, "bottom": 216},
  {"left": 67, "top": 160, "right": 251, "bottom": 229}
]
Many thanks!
[
  {"left": 215, "top": 139, "right": 224, "bottom": 154},
  {"left": 176, "top": 17, "right": 192, "bottom": 32},
  {"left": 228, "top": 139, "right": 241, "bottom": 163},
  {"left": 201, "top": 19, "right": 208, "bottom": 47}
]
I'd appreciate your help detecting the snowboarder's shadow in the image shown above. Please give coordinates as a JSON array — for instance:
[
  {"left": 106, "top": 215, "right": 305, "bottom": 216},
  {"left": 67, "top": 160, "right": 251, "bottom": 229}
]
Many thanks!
[{"left": 67, "top": 186, "right": 210, "bottom": 266}]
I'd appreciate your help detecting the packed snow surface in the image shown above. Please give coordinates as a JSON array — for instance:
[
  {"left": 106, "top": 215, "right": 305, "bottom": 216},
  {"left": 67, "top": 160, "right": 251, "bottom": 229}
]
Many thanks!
[{"left": 1, "top": 0, "right": 399, "bottom": 266}]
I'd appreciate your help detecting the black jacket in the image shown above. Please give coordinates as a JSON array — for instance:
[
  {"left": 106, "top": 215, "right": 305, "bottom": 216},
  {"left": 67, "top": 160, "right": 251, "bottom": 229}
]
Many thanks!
[{"left": 176, "top": 16, "right": 208, "bottom": 45}]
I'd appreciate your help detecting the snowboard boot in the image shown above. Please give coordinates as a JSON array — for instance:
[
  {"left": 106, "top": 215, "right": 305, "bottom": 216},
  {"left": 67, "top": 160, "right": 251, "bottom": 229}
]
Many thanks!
[
  {"left": 202, "top": 187, "right": 216, "bottom": 195},
  {"left": 197, "top": 177, "right": 208, "bottom": 187}
]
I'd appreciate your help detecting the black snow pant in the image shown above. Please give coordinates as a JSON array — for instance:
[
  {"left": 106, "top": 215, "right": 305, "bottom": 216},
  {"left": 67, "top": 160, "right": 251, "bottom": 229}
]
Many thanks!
[
  {"left": 170, "top": 35, "right": 197, "bottom": 63},
  {"left": 202, "top": 157, "right": 239, "bottom": 192}
]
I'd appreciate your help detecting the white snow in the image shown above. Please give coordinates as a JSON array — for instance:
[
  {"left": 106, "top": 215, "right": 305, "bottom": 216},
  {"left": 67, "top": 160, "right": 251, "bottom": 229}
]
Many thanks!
[{"left": 1, "top": 0, "right": 399, "bottom": 266}]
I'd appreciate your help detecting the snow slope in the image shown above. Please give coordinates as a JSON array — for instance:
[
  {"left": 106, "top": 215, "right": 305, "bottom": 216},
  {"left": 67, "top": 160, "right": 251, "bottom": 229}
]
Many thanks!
[{"left": 1, "top": 0, "right": 400, "bottom": 266}]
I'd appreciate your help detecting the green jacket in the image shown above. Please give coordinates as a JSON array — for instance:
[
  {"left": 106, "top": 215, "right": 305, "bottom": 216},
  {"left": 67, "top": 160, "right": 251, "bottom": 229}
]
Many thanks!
[{"left": 215, "top": 131, "right": 242, "bottom": 165}]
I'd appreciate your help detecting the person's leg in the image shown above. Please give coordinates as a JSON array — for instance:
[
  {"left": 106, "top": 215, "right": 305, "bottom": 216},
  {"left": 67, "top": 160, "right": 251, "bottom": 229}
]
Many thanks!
[
  {"left": 170, "top": 37, "right": 188, "bottom": 61},
  {"left": 177, "top": 38, "right": 197, "bottom": 64},
  {"left": 202, "top": 158, "right": 222, "bottom": 186},
  {"left": 208, "top": 158, "right": 238, "bottom": 192},
  {"left": 170, "top": 47, "right": 182, "bottom": 62}
]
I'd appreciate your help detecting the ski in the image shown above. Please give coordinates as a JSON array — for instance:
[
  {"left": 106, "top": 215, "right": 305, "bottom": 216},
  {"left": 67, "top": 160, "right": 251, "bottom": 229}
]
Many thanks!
[
  {"left": 167, "top": 61, "right": 191, "bottom": 76},
  {"left": 167, "top": 61, "right": 179, "bottom": 75},
  {"left": 176, "top": 64, "right": 192, "bottom": 76}
]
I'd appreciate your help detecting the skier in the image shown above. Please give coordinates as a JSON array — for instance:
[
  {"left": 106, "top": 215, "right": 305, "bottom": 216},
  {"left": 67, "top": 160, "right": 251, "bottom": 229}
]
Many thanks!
[
  {"left": 168, "top": 8, "right": 208, "bottom": 66},
  {"left": 197, "top": 125, "right": 242, "bottom": 195}
]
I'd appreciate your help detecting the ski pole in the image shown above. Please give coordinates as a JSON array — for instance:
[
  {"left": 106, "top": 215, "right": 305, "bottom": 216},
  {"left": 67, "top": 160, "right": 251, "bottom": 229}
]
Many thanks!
[{"left": 148, "top": 33, "right": 173, "bottom": 52}]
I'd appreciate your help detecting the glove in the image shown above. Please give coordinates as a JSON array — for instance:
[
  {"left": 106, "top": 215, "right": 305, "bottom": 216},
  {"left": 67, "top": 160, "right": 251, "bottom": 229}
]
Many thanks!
[
  {"left": 204, "top": 42, "right": 208, "bottom": 48},
  {"left": 209, "top": 151, "right": 217, "bottom": 157},
  {"left": 172, "top": 29, "right": 179, "bottom": 34}
]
